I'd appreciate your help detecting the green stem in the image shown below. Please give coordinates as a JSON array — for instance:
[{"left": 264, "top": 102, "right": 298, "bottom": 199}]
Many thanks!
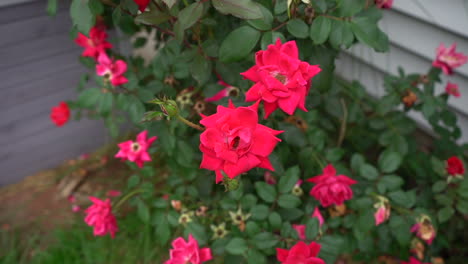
[
  {"left": 312, "top": 152, "right": 325, "bottom": 168},
  {"left": 177, "top": 115, "right": 205, "bottom": 131},
  {"left": 114, "top": 189, "right": 146, "bottom": 213}
]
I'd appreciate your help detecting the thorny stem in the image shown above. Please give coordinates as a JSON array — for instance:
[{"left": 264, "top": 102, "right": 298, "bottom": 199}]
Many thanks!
[
  {"left": 337, "top": 98, "right": 348, "bottom": 147},
  {"left": 177, "top": 115, "right": 205, "bottom": 131},
  {"left": 114, "top": 189, "right": 146, "bottom": 213}
]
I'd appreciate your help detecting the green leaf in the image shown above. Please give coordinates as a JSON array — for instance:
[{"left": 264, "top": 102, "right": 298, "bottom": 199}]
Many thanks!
[
  {"left": 456, "top": 199, "right": 468, "bottom": 215},
  {"left": 88, "top": 0, "right": 103, "bottom": 15},
  {"left": 306, "top": 217, "right": 319, "bottom": 240},
  {"left": 329, "top": 20, "right": 345, "bottom": 48},
  {"left": 378, "top": 151, "right": 402, "bottom": 173},
  {"left": 287, "top": 19, "right": 309, "bottom": 39},
  {"left": 47, "top": 0, "right": 58, "bottom": 16},
  {"left": 310, "top": 16, "right": 332, "bottom": 44},
  {"left": 351, "top": 153, "right": 365, "bottom": 172},
  {"left": 389, "top": 216, "right": 411, "bottom": 246},
  {"left": 135, "top": 10, "right": 171, "bottom": 25},
  {"left": 77, "top": 88, "right": 101, "bottom": 108},
  {"left": 269, "top": 212, "right": 282, "bottom": 229},
  {"left": 255, "top": 182, "right": 277, "bottom": 203},
  {"left": 162, "top": 0, "right": 177, "bottom": 9},
  {"left": 359, "top": 164, "right": 379, "bottom": 180},
  {"left": 178, "top": 2, "right": 204, "bottom": 29},
  {"left": 250, "top": 204, "right": 269, "bottom": 220},
  {"left": 97, "top": 92, "right": 113, "bottom": 114},
  {"left": 252, "top": 232, "right": 278, "bottom": 249},
  {"left": 388, "top": 190, "right": 409, "bottom": 207},
  {"left": 127, "top": 174, "right": 140, "bottom": 189},
  {"left": 212, "top": 0, "right": 263, "bottom": 19},
  {"left": 137, "top": 200, "right": 150, "bottom": 223},
  {"left": 278, "top": 166, "right": 300, "bottom": 193},
  {"left": 378, "top": 175, "right": 404, "bottom": 192},
  {"left": 278, "top": 208, "right": 304, "bottom": 221},
  {"left": 247, "top": 4, "right": 273, "bottom": 30},
  {"left": 246, "top": 249, "right": 266, "bottom": 264},
  {"left": 154, "top": 213, "right": 171, "bottom": 245},
  {"left": 260, "top": 31, "right": 285, "bottom": 50},
  {"left": 226, "top": 238, "right": 248, "bottom": 255},
  {"left": 70, "top": 0, "right": 95, "bottom": 34},
  {"left": 432, "top": 181, "right": 447, "bottom": 193},
  {"left": 278, "top": 194, "right": 301, "bottom": 208},
  {"left": 431, "top": 156, "right": 446, "bottom": 177},
  {"left": 438, "top": 207, "right": 454, "bottom": 223},
  {"left": 246, "top": 221, "right": 261, "bottom": 237},
  {"left": 325, "top": 148, "right": 345, "bottom": 162},
  {"left": 127, "top": 95, "right": 146, "bottom": 123},
  {"left": 186, "top": 222, "right": 208, "bottom": 245},
  {"left": 337, "top": 0, "right": 365, "bottom": 17},
  {"left": 176, "top": 141, "right": 194, "bottom": 166},
  {"left": 219, "top": 26, "right": 261, "bottom": 62},
  {"left": 241, "top": 194, "right": 258, "bottom": 209},
  {"left": 190, "top": 54, "right": 212, "bottom": 85},
  {"left": 350, "top": 17, "right": 389, "bottom": 52}
]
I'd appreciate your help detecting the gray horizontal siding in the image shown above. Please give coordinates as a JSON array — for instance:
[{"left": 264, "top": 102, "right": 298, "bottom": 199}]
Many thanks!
[
  {"left": 0, "top": 0, "right": 107, "bottom": 186},
  {"left": 336, "top": 0, "right": 468, "bottom": 143}
]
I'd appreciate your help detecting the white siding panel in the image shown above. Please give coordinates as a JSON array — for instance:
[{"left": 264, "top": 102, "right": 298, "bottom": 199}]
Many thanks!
[
  {"left": 392, "top": 0, "right": 468, "bottom": 38},
  {"left": 336, "top": 52, "right": 468, "bottom": 143},
  {"left": 381, "top": 10, "right": 468, "bottom": 78}
]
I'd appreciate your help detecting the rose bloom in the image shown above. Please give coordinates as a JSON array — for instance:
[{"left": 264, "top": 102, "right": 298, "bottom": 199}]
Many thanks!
[
  {"left": 411, "top": 222, "right": 436, "bottom": 245},
  {"left": 432, "top": 43, "right": 468, "bottom": 75},
  {"left": 199, "top": 100, "right": 282, "bottom": 183},
  {"left": 115, "top": 130, "right": 157, "bottom": 168},
  {"left": 312, "top": 207, "right": 324, "bottom": 227},
  {"left": 292, "top": 224, "right": 306, "bottom": 240},
  {"left": 374, "top": 205, "right": 391, "bottom": 226},
  {"left": 241, "top": 39, "right": 321, "bottom": 118},
  {"left": 133, "top": 0, "right": 150, "bottom": 11},
  {"left": 375, "top": 0, "right": 393, "bottom": 9},
  {"left": 401, "top": 257, "right": 430, "bottom": 264},
  {"left": 276, "top": 241, "right": 325, "bottom": 264},
  {"left": 96, "top": 52, "right": 128, "bottom": 86},
  {"left": 307, "top": 164, "right": 357, "bottom": 207},
  {"left": 446, "top": 156, "right": 465, "bottom": 176},
  {"left": 50, "top": 102, "right": 70, "bottom": 127},
  {"left": 164, "top": 234, "right": 212, "bottom": 264},
  {"left": 84, "top": 197, "right": 118, "bottom": 238},
  {"left": 75, "top": 26, "right": 112, "bottom": 59},
  {"left": 445, "top": 82, "right": 461, "bottom": 97}
]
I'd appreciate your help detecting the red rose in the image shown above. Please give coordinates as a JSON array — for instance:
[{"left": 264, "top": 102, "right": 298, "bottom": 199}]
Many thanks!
[
  {"left": 50, "top": 101, "right": 70, "bottom": 127},
  {"left": 133, "top": 0, "right": 150, "bottom": 12},
  {"left": 199, "top": 101, "right": 282, "bottom": 183},
  {"left": 74, "top": 26, "right": 112, "bottom": 60},
  {"left": 276, "top": 241, "right": 325, "bottom": 264},
  {"left": 241, "top": 39, "right": 321, "bottom": 118},
  {"left": 306, "top": 164, "right": 357, "bottom": 207},
  {"left": 84, "top": 197, "right": 118, "bottom": 238},
  {"left": 446, "top": 156, "right": 465, "bottom": 176}
]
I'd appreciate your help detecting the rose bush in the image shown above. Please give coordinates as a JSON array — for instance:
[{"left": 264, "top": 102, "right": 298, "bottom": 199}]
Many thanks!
[{"left": 47, "top": 0, "right": 468, "bottom": 263}]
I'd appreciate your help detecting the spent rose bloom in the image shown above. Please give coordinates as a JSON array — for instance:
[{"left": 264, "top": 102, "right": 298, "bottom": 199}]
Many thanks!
[
  {"left": 264, "top": 171, "right": 277, "bottom": 185},
  {"left": 445, "top": 82, "right": 461, "bottom": 97},
  {"left": 164, "top": 234, "right": 212, "bottom": 264},
  {"left": 75, "top": 26, "right": 112, "bottom": 59},
  {"left": 241, "top": 39, "right": 321, "bottom": 118},
  {"left": 106, "top": 190, "right": 122, "bottom": 197},
  {"left": 411, "top": 220, "right": 436, "bottom": 245},
  {"left": 312, "top": 207, "right": 324, "bottom": 227},
  {"left": 84, "top": 197, "right": 118, "bottom": 238},
  {"left": 306, "top": 164, "right": 357, "bottom": 207},
  {"left": 115, "top": 130, "right": 157, "bottom": 168},
  {"left": 133, "top": 0, "right": 150, "bottom": 12},
  {"left": 276, "top": 241, "right": 325, "bottom": 264},
  {"left": 199, "top": 100, "right": 283, "bottom": 183},
  {"left": 401, "top": 257, "right": 430, "bottom": 264},
  {"left": 50, "top": 102, "right": 70, "bottom": 127},
  {"left": 205, "top": 79, "right": 239, "bottom": 102},
  {"left": 433, "top": 43, "right": 468, "bottom": 75},
  {"left": 96, "top": 52, "right": 128, "bottom": 86},
  {"left": 292, "top": 224, "right": 306, "bottom": 240},
  {"left": 446, "top": 156, "right": 465, "bottom": 176},
  {"left": 375, "top": 0, "right": 393, "bottom": 9}
]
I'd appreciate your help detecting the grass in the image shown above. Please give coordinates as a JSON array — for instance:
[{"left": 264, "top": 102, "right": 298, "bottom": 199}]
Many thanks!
[{"left": 1, "top": 212, "right": 168, "bottom": 264}]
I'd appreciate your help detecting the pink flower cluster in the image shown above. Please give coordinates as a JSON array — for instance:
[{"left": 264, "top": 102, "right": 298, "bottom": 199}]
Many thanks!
[
  {"left": 164, "top": 234, "right": 212, "bottom": 264},
  {"left": 84, "top": 197, "right": 118, "bottom": 238},
  {"left": 432, "top": 43, "right": 467, "bottom": 98}
]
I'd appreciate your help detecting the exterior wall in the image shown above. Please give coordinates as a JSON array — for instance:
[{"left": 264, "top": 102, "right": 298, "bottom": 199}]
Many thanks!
[
  {"left": 335, "top": 0, "right": 468, "bottom": 143},
  {"left": 0, "top": 1, "right": 108, "bottom": 185}
]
